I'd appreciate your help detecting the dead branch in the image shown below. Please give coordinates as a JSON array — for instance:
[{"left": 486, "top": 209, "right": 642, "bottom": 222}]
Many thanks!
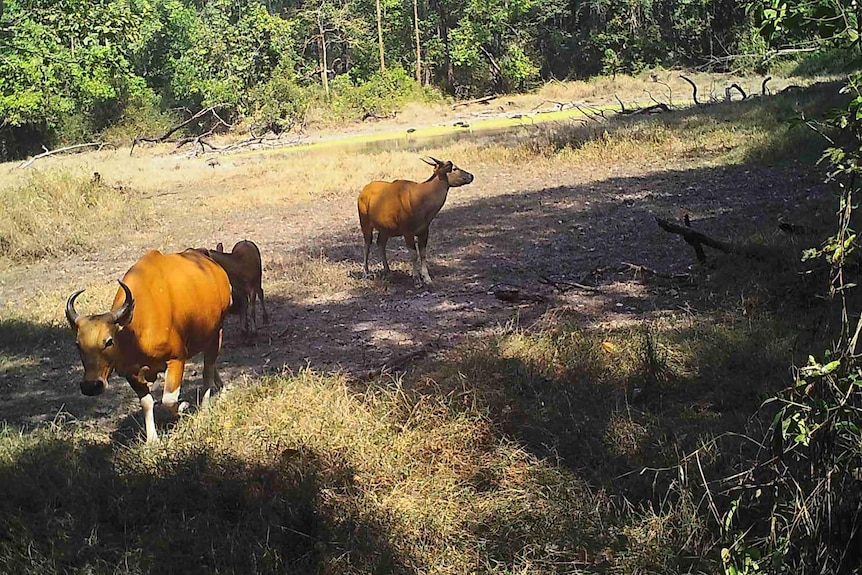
[
  {"left": 353, "top": 341, "right": 439, "bottom": 381},
  {"left": 654, "top": 79, "right": 674, "bottom": 108},
  {"left": 576, "top": 105, "right": 606, "bottom": 122},
  {"left": 17, "top": 142, "right": 107, "bottom": 169},
  {"left": 530, "top": 100, "right": 568, "bottom": 112},
  {"left": 537, "top": 275, "right": 601, "bottom": 293},
  {"left": 489, "top": 283, "right": 546, "bottom": 303},
  {"left": 615, "top": 94, "right": 627, "bottom": 113},
  {"left": 478, "top": 45, "right": 502, "bottom": 80},
  {"left": 627, "top": 103, "right": 671, "bottom": 115},
  {"left": 654, "top": 216, "right": 736, "bottom": 263},
  {"left": 680, "top": 75, "right": 700, "bottom": 106},
  {"left": 621, "top": 262, "right": 691, "bottom": 282},
  {"left": 778, "top": 221, "right": 815, "bottom": 235},
  {"left": 451, "top": 95, "right": 495, "bottom": 109},
  {"left": 130, "top": 103, "right": 229, "bottom": 156},
  {"left": 762, "top": 76, "right": 772, "bottom": 96}
]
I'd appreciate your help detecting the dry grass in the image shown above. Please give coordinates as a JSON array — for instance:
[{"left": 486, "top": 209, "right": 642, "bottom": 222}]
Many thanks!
[
  {"left": 0, "top": 170, "right": 148, "bottom": 263},
  {"left": 0, "top": 370, "right": 616, "bottom": 574}
]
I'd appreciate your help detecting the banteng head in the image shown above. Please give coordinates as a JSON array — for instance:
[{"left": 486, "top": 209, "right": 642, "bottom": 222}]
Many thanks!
[
  {"left": 422, "top": 157, "right": 474, "bottom": 188},
  {"left": 65, "top": 281, "right": 135, "bottom": 396}
]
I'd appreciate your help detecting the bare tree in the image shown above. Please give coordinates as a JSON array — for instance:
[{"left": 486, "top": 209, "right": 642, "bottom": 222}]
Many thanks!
[
  {"left": 413, "top": 0, "right": 421, "bottom": 83},
  {"left": 299, "top": 1, "right": 360, "bottom": 100},
  {"left": 376, "top": 0, "right": 385, "bottom": 72}
]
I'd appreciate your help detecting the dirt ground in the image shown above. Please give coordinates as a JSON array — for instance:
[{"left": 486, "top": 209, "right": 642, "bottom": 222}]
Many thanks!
[{"left": 0, "top": 120, "right": 829, "bottom": 439}]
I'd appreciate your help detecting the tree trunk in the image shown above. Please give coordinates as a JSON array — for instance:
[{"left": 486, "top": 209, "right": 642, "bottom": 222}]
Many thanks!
[
  {"left": 413, "top": 0, "right": 422, "bottom": 83},
  {"left": 376, "top": 0, "right": 386, "bottom": 72},
  {"left": 438, "top": 14, "right": 454, "bottom": 92},
  {"left": 317, "top": 16, "right": 329, "bottom": 99}
]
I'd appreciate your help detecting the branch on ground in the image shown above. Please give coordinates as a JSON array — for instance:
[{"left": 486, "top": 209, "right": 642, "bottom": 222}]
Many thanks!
[
  {"left": 17, "top": 142, "right": 108, "bottom": 169},
  {"left": 654, "top": 215, "right": 737, "bottom": 263},
  {"left": 680, "top": 75, "right": 700, "bottom": 106},
  {"left": 130, "top": 104, "right": 230, "bottom": 156},
  {"left": 621, "top": 262, "right": 691, "bottom": 282},
  {"left": 352, "top": 340, "right": 440, "bottom": 381},
  {"left": 451, "top": 95, "right": 495, "bottom": 109},
  {"left": 728, "top": 83, "right": 747, "bottom": 100}
]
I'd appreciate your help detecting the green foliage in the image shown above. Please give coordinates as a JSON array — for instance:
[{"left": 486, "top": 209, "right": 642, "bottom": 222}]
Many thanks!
[
  {"left": 715, "top": 5, "right": 862, "bottom": 573},
  {"left": 0, "top": 0, "right": 815, "bottom": 157},
  {"left": 328, "top": 67, "right": 438, "bottom": 119},
  {"left": 246, "top": 63, "right": 309, "bottom": 134}
]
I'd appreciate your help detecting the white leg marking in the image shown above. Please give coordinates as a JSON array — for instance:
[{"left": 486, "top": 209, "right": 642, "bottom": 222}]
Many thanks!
[{"left": 140, "top": 393, "right": 158, "bottom": 443}]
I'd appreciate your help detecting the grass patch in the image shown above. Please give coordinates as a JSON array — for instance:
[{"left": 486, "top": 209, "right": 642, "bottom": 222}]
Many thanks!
[
  {"left": 507, "top": 82, "right": 843, "bottom": 168},
  {"left": 0, "top": 171, "right": 147, "bottom": 263},
  {"left": 0, "top": 371, "right": 621, "bottom": 574}
]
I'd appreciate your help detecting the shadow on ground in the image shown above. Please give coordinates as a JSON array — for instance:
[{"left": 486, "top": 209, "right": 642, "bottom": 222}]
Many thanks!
[{"left": 0, "top": 432, "right": 411, "bottom": 574}]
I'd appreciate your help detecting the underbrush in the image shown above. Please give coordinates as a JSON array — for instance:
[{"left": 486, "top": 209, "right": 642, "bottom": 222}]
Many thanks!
[
  {"left": 512, "top": 81, "right": 842, "bottom": 167},
  {"left": 0, "top": 171, "right": 147, "bottom": 263}
]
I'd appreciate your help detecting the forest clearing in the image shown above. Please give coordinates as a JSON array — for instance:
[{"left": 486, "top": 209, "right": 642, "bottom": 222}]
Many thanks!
[{"left": 1, "top": 69, "right": 855, "bottom": 573}]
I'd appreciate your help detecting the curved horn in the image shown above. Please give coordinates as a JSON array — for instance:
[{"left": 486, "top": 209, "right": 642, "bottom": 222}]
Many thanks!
[
  {"left": 65, "top": 289, "right": 85, "bottom": 327},
  {"left": 428, "top": 156, "right": 443, "bottom": 166},
  {"left": 111, "top": 280, "right": 135, "bottom": 326},
  {"left": 420, "top": 157, "right": 437, "bottom": 166}
]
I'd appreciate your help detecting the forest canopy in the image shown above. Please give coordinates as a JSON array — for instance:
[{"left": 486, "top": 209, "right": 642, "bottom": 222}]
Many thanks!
[{"left": 0, "top": 0, "right": 813, "bottom": 159}]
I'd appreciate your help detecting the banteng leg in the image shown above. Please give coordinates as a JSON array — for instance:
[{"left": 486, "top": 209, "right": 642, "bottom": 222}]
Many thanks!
[
  {"left": 247, "top": 290, "right": 258, "bottom": 335},
  {"left": 162, "top": 359, "right": 188, "bottom": 416},
  {"left": 417, "top": 229, "right": 433, "bottom": 286},
  {"left": 361, "top": 216, "right": 374, "bottom": 278},
  {"left": 377, "top": 232, "right": 391, "bottom": 275},
  {"left": 201, "top": 328, "right": 224, "bottom": 409},
  {"left": 405, "top": 234, "right": 423, "bottom": 287},
  {"left": 127, "top": 375, "right": 159, "bottom": 443},
  {"left": 258, "top": 285, "right": 269, "bottom": 325},
  {"left": 238, "top": 294, "right": 251, "bottom": 335}
]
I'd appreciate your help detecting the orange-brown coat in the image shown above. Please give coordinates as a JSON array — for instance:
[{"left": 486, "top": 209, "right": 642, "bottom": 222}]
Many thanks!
[
  {"left": 66, "top": 249, "right": 232, "bottom": 443},
  {"left": 199, "top": 240, "right": 268, "bottom": 335},
  {"left": 358, "top": 157, "right": 473, "bottom": 286}
]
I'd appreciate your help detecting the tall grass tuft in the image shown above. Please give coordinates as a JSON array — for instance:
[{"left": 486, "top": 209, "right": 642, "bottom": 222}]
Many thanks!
[{"left": 0, "top": 171, "right": 146, "bottom": 263}]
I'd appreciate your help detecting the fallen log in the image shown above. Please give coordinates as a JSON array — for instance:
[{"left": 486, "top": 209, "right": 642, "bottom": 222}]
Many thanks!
[
  {"left": 131, "top": 103, "right": 229, "bottom": 155},
  {"left": 627, "top": 103, "right": 671, "bottom": 115},
  {"left": 353, "top": 341, "right": 439, "bottom": 381},
  {"left": 654, "top": 216, "right": 736, "bottom": 263},
  {"left": 17, "top": 142, "right": 106, "bottom": 169},
  {"left": 451, "top": 95, "right": 495, "bottom": 109}
]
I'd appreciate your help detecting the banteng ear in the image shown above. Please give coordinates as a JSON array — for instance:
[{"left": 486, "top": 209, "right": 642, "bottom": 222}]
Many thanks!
[
  {"left": 215, "top": 242, "right": 224, "bottom": 253},
  {"left": 420, "top": 157, "right": 437, "bottom": 167},
  {"left": 442, "top": 161, "right": 454, "bottom": 173}
]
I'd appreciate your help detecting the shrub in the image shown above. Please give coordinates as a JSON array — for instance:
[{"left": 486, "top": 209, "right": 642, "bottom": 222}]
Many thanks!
[{"left": 246, "top": 64, "right": 309, "bottom": 134}]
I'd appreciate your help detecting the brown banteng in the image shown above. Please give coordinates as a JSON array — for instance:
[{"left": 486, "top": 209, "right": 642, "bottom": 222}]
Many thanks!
[
  {"left": 65, "top": 250, "right": 232, "bottom": 443},
  {"left": 358, "top": 157, "right": 474, "bottom": 286},
  {"left": 201, "top": 240, "right": 269, "bottom": 335}
]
